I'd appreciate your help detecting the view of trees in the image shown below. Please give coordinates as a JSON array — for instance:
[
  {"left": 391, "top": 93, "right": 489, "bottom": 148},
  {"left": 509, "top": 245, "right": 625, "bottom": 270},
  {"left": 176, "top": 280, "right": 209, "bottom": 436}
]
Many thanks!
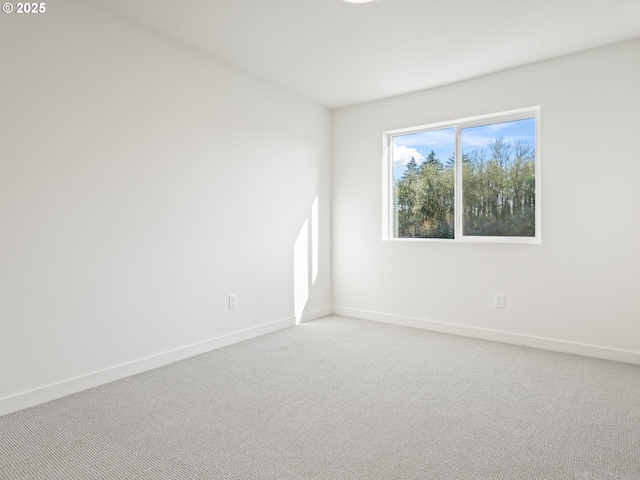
[
  {"left": 393, "top": 136, "right": 536, "bottom": 238},
  {"left": 394, "top": 151, "right": 455, "bottom": 238}
]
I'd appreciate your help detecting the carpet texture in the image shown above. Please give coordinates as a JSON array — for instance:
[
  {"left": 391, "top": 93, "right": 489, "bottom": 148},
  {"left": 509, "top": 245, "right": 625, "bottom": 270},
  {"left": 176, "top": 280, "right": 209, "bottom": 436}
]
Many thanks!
[{"left": 1, "top": 316, "right": 639, "bottom": 479}]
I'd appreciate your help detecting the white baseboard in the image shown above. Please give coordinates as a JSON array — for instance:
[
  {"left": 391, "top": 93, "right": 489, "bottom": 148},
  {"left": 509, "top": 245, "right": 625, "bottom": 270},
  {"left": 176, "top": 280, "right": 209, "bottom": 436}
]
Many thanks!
[
  {"left": 299, "top": 306, "right": 333, "bottom": 323},
  {"left": 4, "top": 305, "right": 635, "bottom": 417},
  {"left": 332, "top": 306, "right": 640, "bottom": 366},
  {"left": 0, "top": 315, "right": 299, "bottom": 417}
]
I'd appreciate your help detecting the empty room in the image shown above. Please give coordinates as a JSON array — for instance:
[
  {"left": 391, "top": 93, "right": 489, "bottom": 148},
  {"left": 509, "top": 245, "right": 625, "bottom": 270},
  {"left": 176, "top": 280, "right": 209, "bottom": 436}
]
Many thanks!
[{"left": 1, "top": 0, "right": 639, "bottom": 478}]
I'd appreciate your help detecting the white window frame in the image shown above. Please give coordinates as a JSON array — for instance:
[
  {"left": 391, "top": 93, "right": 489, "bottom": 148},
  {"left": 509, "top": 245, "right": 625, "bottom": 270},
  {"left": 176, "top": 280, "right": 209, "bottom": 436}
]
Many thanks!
[{"left": 382, "top": 106, "right": 541, "bottom": 244}]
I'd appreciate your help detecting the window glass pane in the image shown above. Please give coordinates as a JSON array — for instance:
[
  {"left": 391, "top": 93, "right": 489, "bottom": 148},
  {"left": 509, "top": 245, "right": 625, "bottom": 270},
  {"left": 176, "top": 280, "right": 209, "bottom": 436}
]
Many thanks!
[
  {"left": 392, "top": 128, "right": 455, "bottom": 238},
  {"left": 461, "top": 118, "right": 536, "bottom": 237}
]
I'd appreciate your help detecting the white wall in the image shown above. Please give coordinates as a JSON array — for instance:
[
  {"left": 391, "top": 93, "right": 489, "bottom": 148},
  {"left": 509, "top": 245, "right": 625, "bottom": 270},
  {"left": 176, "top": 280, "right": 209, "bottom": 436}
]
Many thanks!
[
  {"left": 0, "top": 0, "right": 331, "bottom": 413},
  {"left": 332, "top": 40, "right": 640, "bottom": 362}
]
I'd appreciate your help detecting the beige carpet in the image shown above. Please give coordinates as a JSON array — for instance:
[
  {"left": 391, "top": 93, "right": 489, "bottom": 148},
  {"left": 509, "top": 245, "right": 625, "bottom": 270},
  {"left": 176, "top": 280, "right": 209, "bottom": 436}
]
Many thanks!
[{"left": 1, "top": 315, "right": 639, "bottom": 479}]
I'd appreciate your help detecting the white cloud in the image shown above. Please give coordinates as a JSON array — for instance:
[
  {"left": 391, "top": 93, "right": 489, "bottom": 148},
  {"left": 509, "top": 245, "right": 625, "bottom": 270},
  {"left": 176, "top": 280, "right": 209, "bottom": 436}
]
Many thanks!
[
  {"left": 406, "top": 129, "right": 455, "bottom": 147},
  {"left": 484, "top": 123, "right": 510, "bottom": 133},
  {"left": 461, "top": 134, "right": 490, "bottom": 150},
  {"left": 393, "top": 145, "right": 425, "bottom": 169}
]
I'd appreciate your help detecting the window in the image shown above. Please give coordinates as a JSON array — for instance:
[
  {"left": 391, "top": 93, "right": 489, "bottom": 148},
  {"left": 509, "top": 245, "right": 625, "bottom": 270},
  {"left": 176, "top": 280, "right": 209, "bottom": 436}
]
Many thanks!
[{"left": 384, "top": 107, "right": 540, "bottom": 243}]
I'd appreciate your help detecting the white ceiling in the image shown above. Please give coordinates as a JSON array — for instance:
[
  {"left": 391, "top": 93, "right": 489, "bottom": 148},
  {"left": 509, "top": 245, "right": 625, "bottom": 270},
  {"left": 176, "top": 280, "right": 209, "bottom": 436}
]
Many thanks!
[{"left": 82, "top": 0, "right": 640, "bottom": 109}]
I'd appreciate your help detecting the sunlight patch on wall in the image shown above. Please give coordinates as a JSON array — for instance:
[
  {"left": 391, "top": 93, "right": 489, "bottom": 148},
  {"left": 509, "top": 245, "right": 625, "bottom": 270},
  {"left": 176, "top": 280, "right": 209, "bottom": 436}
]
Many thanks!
[
  {"left": 293, "top": 219, "right": 309, "bottom": 325},
  {"left": 311, "top": 196, "right": 319, "bottom": 284}
]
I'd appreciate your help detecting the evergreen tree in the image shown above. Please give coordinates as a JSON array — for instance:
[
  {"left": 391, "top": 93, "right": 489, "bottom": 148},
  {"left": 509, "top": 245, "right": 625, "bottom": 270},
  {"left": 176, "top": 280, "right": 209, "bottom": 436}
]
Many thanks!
[{"left": 405, "top": 156, "right": 420, "bottom": 176}]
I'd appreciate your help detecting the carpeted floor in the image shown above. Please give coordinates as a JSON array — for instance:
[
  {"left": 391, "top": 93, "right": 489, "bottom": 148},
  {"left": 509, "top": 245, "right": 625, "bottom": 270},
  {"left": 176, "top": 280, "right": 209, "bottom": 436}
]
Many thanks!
[{"left": 1, "top": 315, "right": 639, "bottom": 479}]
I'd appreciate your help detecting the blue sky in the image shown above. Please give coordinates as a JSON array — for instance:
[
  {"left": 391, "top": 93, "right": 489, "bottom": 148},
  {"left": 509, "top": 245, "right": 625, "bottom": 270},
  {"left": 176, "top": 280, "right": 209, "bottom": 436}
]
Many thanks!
[{"left": 392, "top": 118, "right": 535, "bottom": 180}]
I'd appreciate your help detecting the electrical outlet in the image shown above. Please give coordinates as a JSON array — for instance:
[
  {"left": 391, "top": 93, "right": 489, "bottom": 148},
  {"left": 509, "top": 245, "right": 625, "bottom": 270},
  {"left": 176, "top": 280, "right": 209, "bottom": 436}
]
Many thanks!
[
  {"left": 494, "top": 293, "right": 505, "bottom": 308},
  {"left": 228, "top": 294, "right": 237, "bottom": 309}
]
